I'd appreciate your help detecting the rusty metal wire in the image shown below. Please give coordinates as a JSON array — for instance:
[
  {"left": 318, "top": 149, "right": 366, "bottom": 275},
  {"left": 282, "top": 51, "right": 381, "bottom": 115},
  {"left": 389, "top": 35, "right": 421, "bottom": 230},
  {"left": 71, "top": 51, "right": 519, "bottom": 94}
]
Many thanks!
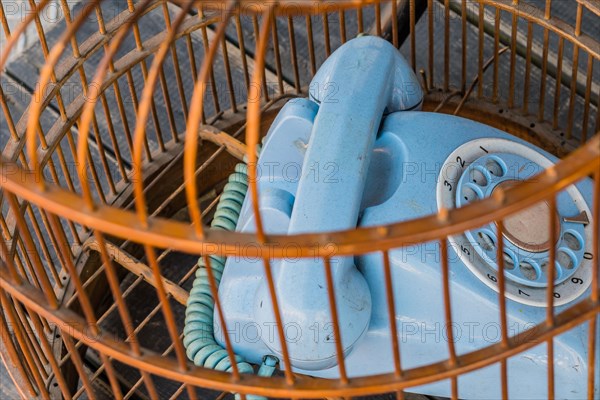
[{"left": 0, "top": 0, "right": 599, "bottom": 399}]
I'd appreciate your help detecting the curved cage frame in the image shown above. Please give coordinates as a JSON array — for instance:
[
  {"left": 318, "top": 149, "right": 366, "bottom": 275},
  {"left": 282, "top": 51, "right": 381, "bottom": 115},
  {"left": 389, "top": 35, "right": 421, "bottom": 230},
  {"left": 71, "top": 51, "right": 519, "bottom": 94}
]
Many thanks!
[{"left": 0, "top": 0, "right": 599, "bottom": 398}]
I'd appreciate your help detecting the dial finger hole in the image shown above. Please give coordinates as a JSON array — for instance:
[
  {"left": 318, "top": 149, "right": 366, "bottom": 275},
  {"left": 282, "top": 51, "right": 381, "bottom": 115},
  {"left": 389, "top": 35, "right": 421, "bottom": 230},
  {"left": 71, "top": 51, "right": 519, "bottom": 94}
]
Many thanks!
[
  {"left": 519, "top": 261, "right": 538, "bottom": 281},
  {"left": 503, "top": 251, "right": 516, "bottom": 270},
  {"left": 553, "top": 261, "right": 563, "bottom": 280},
  {"left": 462, "top": 186, "right": 480, "bottom": 203},
  {"left": 469, "top": 167, "right": 488, "bottom": 186},
  {"left": 557, "top": 249, "right": 576, "bottom": 270},
  {"left": 477, "top": 230, "right": 495, "bottom": 252},
  {"left": 486, "top": 157, "right": 505, "bottom": 177},
  {"left": 540, "top": 260, "right": 563, "bottom": 281},
  {"left": 562, "top": 231, "right": 582, "bottom": 251}
]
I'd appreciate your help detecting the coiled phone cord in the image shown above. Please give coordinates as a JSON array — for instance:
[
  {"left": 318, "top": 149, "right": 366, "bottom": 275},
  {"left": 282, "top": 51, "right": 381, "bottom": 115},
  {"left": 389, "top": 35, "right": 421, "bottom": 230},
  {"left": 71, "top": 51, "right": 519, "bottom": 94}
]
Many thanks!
[{"left": 183, "top": 162, "right": 274, "bottom": 400}]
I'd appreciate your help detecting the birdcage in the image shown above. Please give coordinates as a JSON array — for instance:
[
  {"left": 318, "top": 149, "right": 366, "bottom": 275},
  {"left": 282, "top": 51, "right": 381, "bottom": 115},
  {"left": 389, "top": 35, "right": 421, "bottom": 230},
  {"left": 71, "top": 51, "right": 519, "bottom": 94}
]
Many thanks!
[{"left": 0, "top": 0, "right": 598, "bottom": 399}]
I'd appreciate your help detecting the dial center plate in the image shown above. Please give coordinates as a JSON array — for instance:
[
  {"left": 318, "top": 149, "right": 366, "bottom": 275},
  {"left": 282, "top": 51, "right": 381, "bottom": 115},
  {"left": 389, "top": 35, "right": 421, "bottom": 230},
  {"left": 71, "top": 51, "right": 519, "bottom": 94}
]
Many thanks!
[{"left": 494, "top": 180, "right": 560, "bottom": 253}]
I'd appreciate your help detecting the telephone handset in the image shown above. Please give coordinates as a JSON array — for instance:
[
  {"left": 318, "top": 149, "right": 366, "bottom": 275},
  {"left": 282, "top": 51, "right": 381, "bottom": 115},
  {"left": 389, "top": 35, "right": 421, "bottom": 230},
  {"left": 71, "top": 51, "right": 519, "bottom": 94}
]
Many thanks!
[{"left": 214, "top": 36, "right": 597, "bottom": 399}]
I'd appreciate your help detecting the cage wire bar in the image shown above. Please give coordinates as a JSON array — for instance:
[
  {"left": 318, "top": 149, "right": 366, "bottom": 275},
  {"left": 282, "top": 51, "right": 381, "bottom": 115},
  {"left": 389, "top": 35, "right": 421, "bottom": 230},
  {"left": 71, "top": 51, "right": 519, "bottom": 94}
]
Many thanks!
[{"left": 0, "top": 0, "right": 599, "bottom": 399}]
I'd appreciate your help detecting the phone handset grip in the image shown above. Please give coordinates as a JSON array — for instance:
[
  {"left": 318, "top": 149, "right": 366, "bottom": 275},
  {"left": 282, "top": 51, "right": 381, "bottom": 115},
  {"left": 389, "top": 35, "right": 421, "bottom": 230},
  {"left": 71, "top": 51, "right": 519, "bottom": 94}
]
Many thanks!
[{"left": 254, "top": 36, "right": 424, "bottom": 370}]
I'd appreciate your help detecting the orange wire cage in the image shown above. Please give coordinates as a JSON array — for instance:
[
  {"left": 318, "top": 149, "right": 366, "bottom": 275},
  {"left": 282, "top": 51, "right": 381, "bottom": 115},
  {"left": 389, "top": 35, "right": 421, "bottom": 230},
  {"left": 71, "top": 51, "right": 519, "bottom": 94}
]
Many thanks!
[{"left": 0, "top": 0, "right": 599, "bottom": 399}]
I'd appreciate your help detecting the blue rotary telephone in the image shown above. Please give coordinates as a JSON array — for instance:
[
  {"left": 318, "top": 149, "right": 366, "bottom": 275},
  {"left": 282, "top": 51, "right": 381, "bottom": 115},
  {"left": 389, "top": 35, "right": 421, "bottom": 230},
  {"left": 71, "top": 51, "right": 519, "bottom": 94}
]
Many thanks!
[{"left": 203, "top": 36, "right": 597, "bottom": 399}]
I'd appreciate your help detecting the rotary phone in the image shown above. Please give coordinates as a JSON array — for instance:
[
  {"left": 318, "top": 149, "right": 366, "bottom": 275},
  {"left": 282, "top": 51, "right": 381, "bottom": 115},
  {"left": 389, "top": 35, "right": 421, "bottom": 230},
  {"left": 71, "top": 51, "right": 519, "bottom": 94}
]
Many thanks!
[{"left": 214, "top": 36, "right": 598, "bottom": 399}]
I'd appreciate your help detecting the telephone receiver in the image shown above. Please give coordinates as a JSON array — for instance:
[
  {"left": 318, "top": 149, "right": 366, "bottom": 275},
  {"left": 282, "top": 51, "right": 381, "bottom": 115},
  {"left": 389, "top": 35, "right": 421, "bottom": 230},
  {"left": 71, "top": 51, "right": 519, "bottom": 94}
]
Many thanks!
[{"left": 216, "top": 36, "right": 598, "bottom": 399}]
